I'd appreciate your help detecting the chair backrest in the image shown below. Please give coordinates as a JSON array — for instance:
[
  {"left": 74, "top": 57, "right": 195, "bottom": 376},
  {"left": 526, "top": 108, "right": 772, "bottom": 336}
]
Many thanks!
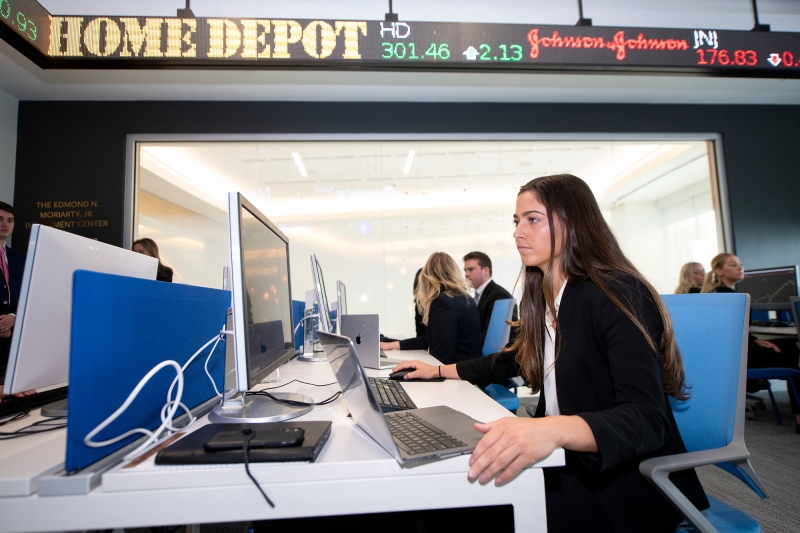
[
  {"left": 661, "top": 293, "right": 750, "bottom": 453},
  {"left": 482, "top": 298, "right": 515, "bottom": 357},
  {"left": 791, "top": 296, "right": 800, "bottom": 345}
]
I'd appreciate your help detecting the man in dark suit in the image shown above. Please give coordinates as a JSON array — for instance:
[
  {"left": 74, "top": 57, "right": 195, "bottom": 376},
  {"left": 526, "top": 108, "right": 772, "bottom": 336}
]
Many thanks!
[
  {"left": 463, "top": 251, "right": 516, "bottom": 338},
  {"left": 0, "top": 201, "right": 25, "bottom": 388}
]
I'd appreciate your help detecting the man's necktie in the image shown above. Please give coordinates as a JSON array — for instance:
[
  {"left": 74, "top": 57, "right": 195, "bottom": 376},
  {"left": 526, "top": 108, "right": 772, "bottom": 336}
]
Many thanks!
[{"left": 0, "top": 248, "right": 10, "bottom": 304}]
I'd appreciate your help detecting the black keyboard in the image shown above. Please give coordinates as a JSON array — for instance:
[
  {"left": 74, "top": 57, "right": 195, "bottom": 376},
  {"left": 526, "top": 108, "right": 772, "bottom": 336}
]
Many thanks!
[
  {"left": 751, "top": 320, "right": 794, "bottom": 328},
  {"left": 385, "top": 411, "right": 466, "bottom": 456},
  {"left": 0, "top": 387, "right": 68, "bottom": 419},
  {"left": 368, "top": 377, "right": 417, "bottom": 412}
]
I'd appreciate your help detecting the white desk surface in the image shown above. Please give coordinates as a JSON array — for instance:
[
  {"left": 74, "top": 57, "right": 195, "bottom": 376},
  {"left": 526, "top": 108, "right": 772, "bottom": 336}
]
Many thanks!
[
  {"left": 0, "top": 409, "right": 66, "bottom": 498},
  {"left": 0, "top": 349, "right": 564, "bottom": 533}
]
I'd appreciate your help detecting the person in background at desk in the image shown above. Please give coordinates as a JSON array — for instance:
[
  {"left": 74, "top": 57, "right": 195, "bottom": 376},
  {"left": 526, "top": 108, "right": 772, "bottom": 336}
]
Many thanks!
[
  {"left": 133, "top": 238, "right": 174, "bottom": 282},
  {"left": 703, "top": 252, "right": 800, "bottom": 431},
  {"left": 392, "top": 174, "right": 708, "bottom": 533},
  {"left": 674, "top": 261, "right": 704, "bottom": 294},
  {"left": 380, "top": 252, "right": 482, "bottom": 365},
  {"left": 0, "top": 202, "right": 33, "bottom": 399},
  {"left": 463, "top": 251, "right": 517, "bottom": 339}
]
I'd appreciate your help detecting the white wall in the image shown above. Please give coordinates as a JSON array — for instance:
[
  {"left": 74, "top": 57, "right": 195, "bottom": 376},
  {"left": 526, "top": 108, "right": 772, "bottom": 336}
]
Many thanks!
[{"left": 0, "top": 88, "right": 17, "bottom": 209}]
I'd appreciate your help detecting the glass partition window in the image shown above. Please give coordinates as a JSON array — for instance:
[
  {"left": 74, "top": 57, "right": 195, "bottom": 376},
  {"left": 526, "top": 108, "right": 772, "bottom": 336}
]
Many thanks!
[{"left": 135, "top": 139, "right": 722, "bottom": 338}]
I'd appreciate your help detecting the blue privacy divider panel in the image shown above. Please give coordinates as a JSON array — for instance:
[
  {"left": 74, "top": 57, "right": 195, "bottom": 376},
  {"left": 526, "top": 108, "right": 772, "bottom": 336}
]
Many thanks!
[
  {"left": 292, "top": 299, "right": 305, "bottom": 351},
  {"left": 66, "top": 271, "right": 230, "bottom": 472}
]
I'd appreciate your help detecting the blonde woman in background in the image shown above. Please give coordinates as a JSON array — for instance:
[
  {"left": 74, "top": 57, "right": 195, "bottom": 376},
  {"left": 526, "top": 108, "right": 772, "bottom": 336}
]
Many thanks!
[
  {"left": 380, "top": 252, "right": 482, "bottom": 365},
  {"left": 702, "top": 252, "right": 800, "bottom": 431},
  {"left": 674, "top": 262, "right": 705, "bottom": 294},
  {"left": 701, "top": 253, "right": 742, "bottom": 293}
]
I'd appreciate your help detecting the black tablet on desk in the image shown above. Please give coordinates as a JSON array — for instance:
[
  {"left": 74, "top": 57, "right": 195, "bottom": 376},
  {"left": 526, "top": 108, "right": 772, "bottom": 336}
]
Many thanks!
[{"left": 155, "top": 421, "right": 332, "bottom": 465}]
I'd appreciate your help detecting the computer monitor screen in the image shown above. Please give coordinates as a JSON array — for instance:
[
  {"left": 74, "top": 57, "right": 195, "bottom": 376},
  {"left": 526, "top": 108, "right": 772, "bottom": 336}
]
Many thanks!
[
  {"left": 3, "top": 225, "right": 157, "bottom": 394},
  {"left": 311, "top": 254, "right": 333, "bottom": 333},
  {"left": 228, "top": 193, "right": 295, "bottom": 391},
  {"left": 737, "top": 266, "right": 800, "bottom": 310}
]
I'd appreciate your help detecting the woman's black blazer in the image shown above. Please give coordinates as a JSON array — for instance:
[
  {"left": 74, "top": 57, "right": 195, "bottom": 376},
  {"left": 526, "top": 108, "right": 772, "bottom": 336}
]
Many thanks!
[
  {"left": 399, "top": 293, "right": 483, "bottom": 365},
  {"left": 457, "top": 274, "right": 708, "bottom": 533}
]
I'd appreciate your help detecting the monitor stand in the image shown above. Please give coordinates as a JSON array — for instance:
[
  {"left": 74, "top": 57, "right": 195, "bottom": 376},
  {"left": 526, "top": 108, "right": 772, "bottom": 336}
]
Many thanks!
[
  {"left": 296, "top": 352, "right": 327, "bottom": 363},
  {"left": 297, "top": 333, "right": 327, "bottom": 362},
  {"left": 208, "top": 391, "right": 313, "bottom": 423},
  {"left": 41, "top": 399, "right": 68, "bottom": 418}
]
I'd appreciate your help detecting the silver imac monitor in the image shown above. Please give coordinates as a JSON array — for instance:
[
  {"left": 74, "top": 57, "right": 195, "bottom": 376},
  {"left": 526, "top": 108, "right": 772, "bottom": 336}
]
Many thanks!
[
  {"left": 311, "top": 254, "right": 333, "bottom": 333},
  {"left": 336, "top": 280, "right": 347, "bottom": 333},
  {"left": 3, "top": 225, "right": 157, "bottom": 400},
  {"left": 296, "top": 254, "right": 332, "bottom": 363},
  {"left": 209, "top": 193, "right": 312, "bottom": 423}
]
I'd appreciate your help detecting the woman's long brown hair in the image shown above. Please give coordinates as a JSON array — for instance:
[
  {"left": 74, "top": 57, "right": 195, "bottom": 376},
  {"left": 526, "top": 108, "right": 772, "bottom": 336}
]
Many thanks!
[{"left": 506, "top": 174, "right": 688, "bottom": 400}]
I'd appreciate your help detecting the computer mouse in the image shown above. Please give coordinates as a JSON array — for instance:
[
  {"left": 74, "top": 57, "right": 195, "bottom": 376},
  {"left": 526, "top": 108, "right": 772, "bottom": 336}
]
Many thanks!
[{"left": 389, "top": 369, "right": 412, "bottom": 380}]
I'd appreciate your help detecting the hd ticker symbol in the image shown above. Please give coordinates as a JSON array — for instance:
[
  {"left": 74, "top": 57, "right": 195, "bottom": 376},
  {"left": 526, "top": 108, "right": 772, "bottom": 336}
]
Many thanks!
[{"left": 767, "top": 53, "right": 781, "bottom": 67}]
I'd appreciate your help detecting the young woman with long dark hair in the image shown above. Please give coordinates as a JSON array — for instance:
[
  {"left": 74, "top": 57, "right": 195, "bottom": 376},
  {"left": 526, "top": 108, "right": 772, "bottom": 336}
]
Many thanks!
[{"left": 391, "top": 174, "right": 708, "bottom": 532}]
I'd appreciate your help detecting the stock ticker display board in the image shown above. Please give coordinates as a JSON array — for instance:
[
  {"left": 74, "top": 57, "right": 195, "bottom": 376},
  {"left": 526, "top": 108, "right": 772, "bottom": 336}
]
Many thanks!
[{"left": 1, "top": 0, "right": 800, "bottom": 76}]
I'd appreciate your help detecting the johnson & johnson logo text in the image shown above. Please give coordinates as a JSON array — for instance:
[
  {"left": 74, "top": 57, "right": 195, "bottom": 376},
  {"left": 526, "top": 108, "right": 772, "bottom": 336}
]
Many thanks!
[{"left": 527, "top": 29, "right": 690, "bottom": 61}]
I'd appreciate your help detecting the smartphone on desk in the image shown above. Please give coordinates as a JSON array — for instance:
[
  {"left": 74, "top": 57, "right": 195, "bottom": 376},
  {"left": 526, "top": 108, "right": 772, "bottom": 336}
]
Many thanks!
[{"left": 204, "top": 427, "right": 305, "bottom": 451}]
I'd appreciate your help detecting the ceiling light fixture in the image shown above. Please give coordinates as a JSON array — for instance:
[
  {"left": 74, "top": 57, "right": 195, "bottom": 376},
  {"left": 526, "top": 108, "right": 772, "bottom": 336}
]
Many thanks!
[
  {"left": 403, "top": 150, "right": 415, "bottom": 175},
  {"left": 292, "top": 152, "right": 308, "bottom": 177}
]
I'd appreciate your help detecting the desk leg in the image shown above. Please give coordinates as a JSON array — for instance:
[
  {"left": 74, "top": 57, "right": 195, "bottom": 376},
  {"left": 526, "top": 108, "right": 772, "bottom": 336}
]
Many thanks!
[{"left": 511, "top": 468, "right": 548, "bottom": 533}]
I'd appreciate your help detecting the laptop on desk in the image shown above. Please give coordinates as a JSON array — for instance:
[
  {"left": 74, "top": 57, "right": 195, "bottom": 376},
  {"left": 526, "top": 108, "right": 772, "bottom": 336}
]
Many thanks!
[
  {"left": 317, "top": 331, "right": 484, "bottom": 465},
  {"left": 340, "top": 314, "right": 402, "bottom": 369}
]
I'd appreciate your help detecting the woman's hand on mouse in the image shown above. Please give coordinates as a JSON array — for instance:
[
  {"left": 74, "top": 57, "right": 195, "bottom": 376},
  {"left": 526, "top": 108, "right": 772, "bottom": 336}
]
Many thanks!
[
  {"left": 391, "top": 361, "right": 460, "bottom": 380},
  {"left": 390, "top": 360, "right": 438, "bottom": 379}
]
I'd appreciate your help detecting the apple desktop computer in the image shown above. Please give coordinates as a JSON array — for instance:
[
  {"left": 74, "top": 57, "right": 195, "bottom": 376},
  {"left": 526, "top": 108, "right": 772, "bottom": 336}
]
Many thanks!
[
  {"left": 312, "top": 254, "right": 333, "bottom": 333},
  {"left": 2, "top": 224, "right": 158, "bottom": 415},
  {"left": 209, "top": 193, "right": 312, "bottom": 423},
  {"left": 297, "top": 254, "right": 332, "bottom": 362},
  {"left": 336, "top": 280, "right": 347, "bottom": 334}
]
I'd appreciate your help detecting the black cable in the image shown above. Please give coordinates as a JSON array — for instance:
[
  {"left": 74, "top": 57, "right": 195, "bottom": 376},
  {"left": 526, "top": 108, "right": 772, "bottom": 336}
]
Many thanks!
[
  {"left": 0, "top": 416, "right": 67, "bottom": 440},
  {"left": 247, "top": 389, "right": 342, "bottom": 407},
  {"left": 0, "top": 411, "right": 29, "bottom": 427},
  {"left": 242, "top": 430, "right": 275, "bottom": 508},
  {"left": 260, "top": 379, "right": 337, "bottom": 391}
]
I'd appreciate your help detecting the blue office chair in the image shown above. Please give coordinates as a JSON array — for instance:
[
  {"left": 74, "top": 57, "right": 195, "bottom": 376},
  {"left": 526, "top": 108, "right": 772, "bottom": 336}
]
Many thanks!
[
  {"left": 482, "top": 298, "right": 520, "bottom": 412},
  {"left": 640, "top": 294, "right": 767, "bottom": 533}
]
